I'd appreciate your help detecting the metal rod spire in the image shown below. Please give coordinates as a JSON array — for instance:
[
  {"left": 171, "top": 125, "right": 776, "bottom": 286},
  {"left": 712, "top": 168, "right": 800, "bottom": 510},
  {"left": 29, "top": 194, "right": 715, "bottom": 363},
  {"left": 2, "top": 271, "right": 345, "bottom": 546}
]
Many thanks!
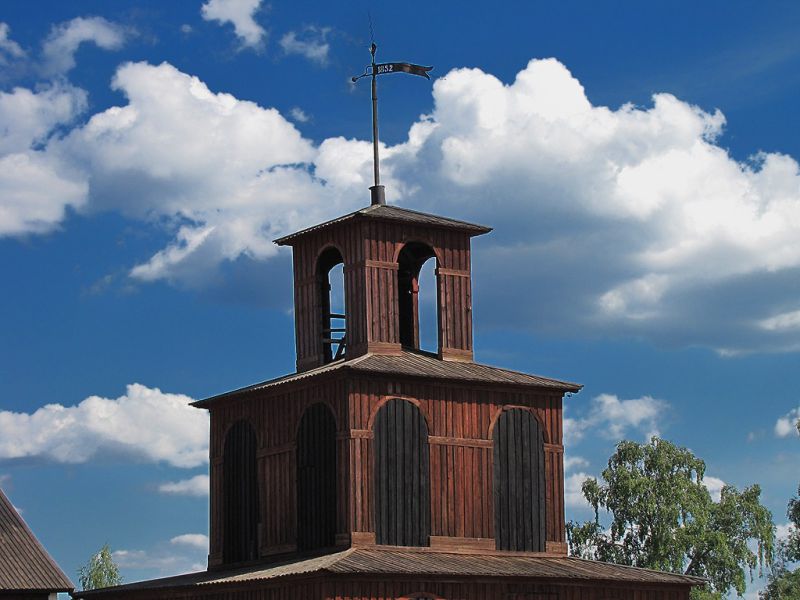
[
  {"left": 369, "top": 43, "right": 384, "bottom": 205},
  {"left": 351, "top": 41, "right": 432, "bottom": 206}
]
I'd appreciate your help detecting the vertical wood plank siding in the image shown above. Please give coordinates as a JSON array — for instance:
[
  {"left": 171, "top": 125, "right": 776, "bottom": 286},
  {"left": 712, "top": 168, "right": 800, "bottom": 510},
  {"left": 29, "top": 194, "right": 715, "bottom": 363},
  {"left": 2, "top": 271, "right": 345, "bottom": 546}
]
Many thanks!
[
  {"left": 297, "top": 403, "right": 337, "bottom": 551},
  {"left": 373, "top": 399, "right": 431, "bottom": 546},
  {"left": 209, "top": 374, "right": 565, "bottom": 561},
  {"left": 493, "top": 409, "right": 546, "bottom": 551},
  {"left": 347, "top": 376, "right": 566, "bottom": 549},
  {"left": 291, "top": 222, "right": 474, "bottom": 371},
  {"left": 222, "top": 421, "right": 259, "bottom": 563},
  {"left": 210, "top": 379, "right": 348, "bottom": 563}
]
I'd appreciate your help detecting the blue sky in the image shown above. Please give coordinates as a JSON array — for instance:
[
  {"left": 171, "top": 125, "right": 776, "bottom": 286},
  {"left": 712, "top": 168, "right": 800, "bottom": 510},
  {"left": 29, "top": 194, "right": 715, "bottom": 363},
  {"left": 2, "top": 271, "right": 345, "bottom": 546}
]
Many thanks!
[{"left": 1, "top": 0, "right": 799, "bottom": 595}]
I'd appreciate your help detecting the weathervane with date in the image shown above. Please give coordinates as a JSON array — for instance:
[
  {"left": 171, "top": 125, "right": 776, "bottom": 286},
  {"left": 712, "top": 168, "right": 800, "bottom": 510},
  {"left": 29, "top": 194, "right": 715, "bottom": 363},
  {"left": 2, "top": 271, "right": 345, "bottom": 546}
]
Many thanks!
[{"left": 352, "top": 43, "right": 432, "bottom": 206}]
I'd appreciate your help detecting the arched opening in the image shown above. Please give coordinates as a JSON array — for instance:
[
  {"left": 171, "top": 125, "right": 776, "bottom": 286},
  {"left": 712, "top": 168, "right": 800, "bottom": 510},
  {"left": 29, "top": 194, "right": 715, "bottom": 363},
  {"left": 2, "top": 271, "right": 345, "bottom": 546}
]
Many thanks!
[
  {"left": 317, "top": 246, "right": 346, "bottom": 363},
  {"left": 222, "top": 420, "right": 259, "bottom": 563},
  {"left": 373, "top": 399, "right": 431, "bottom": 546},
  {"left": 296, "top": 403, "right": 337, "bottom": 552},
  {"left": 493, "top": 408, "right": 546, "bottom": 551},
  {"left": 397, "top": 242, "right": 438, "bottom": 352}
]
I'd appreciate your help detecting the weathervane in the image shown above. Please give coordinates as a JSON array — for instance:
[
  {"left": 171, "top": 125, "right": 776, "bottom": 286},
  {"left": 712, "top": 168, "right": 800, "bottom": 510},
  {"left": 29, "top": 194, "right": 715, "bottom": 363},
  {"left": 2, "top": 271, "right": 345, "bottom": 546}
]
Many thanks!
[{"left": 352, "top": 42, "right": 432, "bottom": 206}]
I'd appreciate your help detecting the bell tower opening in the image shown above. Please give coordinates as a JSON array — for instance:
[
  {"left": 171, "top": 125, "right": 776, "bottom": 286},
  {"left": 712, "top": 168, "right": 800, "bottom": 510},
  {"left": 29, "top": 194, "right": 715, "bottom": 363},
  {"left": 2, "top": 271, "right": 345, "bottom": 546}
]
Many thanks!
[
  {"left": 397, "top": 242, "right": 438, "bottom": 352},
  {"left": 317, "top": 246, "right": 346, "bottom": 363}
]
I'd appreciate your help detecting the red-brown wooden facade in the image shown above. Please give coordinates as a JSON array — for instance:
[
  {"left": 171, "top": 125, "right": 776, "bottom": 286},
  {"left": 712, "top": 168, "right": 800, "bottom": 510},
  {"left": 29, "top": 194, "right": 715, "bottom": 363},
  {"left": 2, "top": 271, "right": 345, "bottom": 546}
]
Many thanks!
[
  {"left": 75, "top": 204, "right": 703, "bottom": 600},
  {"left": 281, "top": 214, "right": 482, "bottom": 371},
  {"left": 205, "top": 371, "right": 569, "bottom": 566}
]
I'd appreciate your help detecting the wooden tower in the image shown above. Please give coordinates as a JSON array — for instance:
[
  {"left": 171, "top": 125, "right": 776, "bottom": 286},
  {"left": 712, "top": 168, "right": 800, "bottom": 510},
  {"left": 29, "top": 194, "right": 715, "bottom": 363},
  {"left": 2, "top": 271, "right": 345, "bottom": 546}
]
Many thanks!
[{"left": 76, "top": 199, "right": 704, "bottom": 600}]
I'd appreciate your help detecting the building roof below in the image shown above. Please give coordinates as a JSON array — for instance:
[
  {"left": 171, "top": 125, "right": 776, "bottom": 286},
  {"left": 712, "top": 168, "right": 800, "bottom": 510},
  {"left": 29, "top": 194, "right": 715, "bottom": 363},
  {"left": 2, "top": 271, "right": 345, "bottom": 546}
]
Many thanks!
[
  {"left": 73, "top": 548, "right": 704, "bottom": 597},
  {"left": 0, "top": 488, "right": 73, "bottom": 592},
  {"left": 193, "top": 350, "right": 582, "bottom": 407}
]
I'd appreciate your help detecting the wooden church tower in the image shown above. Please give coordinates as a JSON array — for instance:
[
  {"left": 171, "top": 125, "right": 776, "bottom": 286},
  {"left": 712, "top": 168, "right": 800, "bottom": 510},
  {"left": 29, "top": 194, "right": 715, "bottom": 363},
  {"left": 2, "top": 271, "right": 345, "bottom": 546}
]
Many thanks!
[
  {"left": 76, "top": 194, "right": 703, "bottom": 600},
  {"left": 76, "top": 46, "right": 702, "bottom": 599}
]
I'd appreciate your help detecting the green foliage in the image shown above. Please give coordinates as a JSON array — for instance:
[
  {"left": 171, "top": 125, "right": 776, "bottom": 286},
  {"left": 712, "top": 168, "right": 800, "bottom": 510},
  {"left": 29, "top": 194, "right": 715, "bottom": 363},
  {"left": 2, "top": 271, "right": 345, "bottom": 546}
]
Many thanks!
[
  {"left": 786, "top": 485, "right": 800, "bottom": 563},
  {"left": 566, "top": 437, "right": 775, "bottom": 598},
  {"left": 77, "top": 544, "right": 122, "bottom": 591},
  {"left": 759, "top": 568, "right": 800, "bottom": 599},
  {"left": 761, "top": 423, "right": 800, "bottom": 599}
]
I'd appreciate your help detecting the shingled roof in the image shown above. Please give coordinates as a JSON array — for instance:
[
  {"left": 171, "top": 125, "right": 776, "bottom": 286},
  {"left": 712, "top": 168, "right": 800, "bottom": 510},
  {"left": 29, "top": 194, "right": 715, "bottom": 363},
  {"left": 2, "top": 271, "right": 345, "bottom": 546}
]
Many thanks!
[
  {"left": 0, "top": 487, "right": 73, "bottom": 593},
  {"left": 193, "top": 350, "right": 582, "bottom": 407},
  {"left": 274, "top": 204, "right": 492, "bottom": 245},
  {"left": 73, "top": 548, "right": 704, "bottom": 597}
]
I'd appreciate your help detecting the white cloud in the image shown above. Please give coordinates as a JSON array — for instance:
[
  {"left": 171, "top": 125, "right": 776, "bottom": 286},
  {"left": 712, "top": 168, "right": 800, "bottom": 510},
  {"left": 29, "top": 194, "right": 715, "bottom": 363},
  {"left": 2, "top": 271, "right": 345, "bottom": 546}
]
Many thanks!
[
  {"left": 158, "top": 475, "right": 209, "bottom": 497},
  {"left": 5, "top": 57, "right": 800, "bottom": 352},
  {"left": 563, "top": 455, "right": 589, "bottom": 472},
  {"left": 776, "top": 522, "right": 796, "bottom": 542},
  {"left": 0, "top": 82, "right": 89, "bottom": 236},
  {"left": 201, "top": 0, "right": 265, "bottom": 49},
  {"left": 568, "top": 393, "right": 668, "bottom": 443},
  {"left": 775, "top": 407, "right": 800, "bottom": 437},
  {"left": 289, "top": 106, "right": 309, "bottom": 123},
  {"left": 565, "top": 472, "right": 592, "bottom": 509},
  {"left": 0, "top": 22, "right": 25, "bottom": 64},
  {"left": 279, "top": 27, "right": 330, "bottom": 65},
  {"left": 170, "top": 533, "right": 209, "bottom": 550},
  {"left": 0, "top": 383, "right": 207, "bottom": 467},
  {"left": 41, "top": 17, "right": 126, "bottom": 75},
  {"left": 113, "top": 548, "right": 204, "bottom": 575},
  {"left": 703, "top": 475, "right": 725, "bottom": 502}
]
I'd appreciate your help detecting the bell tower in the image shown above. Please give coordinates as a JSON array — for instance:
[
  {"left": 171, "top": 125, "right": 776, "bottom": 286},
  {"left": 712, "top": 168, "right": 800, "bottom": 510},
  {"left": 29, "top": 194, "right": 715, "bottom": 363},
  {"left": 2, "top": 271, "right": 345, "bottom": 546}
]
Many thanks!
[
  {"left": 71, "top": 43, "right": 705, "bottom": 600},
  {"left": 275, "top": 204, "right": 491, "bottom": 371}
]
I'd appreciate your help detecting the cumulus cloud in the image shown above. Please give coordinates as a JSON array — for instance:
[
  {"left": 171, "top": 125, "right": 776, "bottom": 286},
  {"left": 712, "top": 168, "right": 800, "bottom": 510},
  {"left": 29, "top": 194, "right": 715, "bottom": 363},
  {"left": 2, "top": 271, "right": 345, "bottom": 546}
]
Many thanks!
[
  {"left": 0, "top": 81, "right": 89, "bottom": 235},
  {"left": 563, "top": 455, "right": 589, "bottom": 472},
  {"left": 170, "top": 533, "right": 209, "bottom": 550},
  {"left": 703, "top": 475, "right": 725, "bottom": 502},
  {"left": 201, "top": 0, "right": 265, "bottom": 49},
  {"left": 158, "top": 475, "right": 209, "bottom": 497},
  {"left": 4, "top": 57, "right": 800, "bottom": 352},
  {"left": 113, "top": 545, "right": 205, "bottom": 575},
  {"left": 567, "top": 393, "right": 668, "bottom": 443},
  {"left": 279, "top": 27, "right": 330, "bottom": 65},
  {"left": 776, "top": 522, "right": 797, "bottom": 543},
  {"left": 41, "top": 17, "right": 127, "bottom": 75},
  {"left": 289, "top": 106, "right": 310, "bottom": 123},
  {"left": 0, "top": 22, "right": 25, "bottom": 64},
  {"left": 565, "top": 472, "right": 592, "bottom": 509},
  {"left": 775, "top": 406, "right": 800, "bottom": 437},
  {"left": 0, "top": 384, "right": 207, "bottom": 467}
]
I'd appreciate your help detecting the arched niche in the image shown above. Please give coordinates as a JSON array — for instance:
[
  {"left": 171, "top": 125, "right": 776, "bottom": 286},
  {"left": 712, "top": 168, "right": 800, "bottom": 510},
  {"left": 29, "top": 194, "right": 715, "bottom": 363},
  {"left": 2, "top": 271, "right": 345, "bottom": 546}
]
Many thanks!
[
  {"left": 317, "top": 246, "right": 346, "bottom": 362},
  {"left": 397, "top": 241, "right": 438, "bottom": 352},
  {"left": 222, "top": 419, "right": 259, "bottom": 563},
  {"left": 493, "top": 408, "right": 546, "bottom": 551},
  {"left": 373, "top": 398, "right": 431, "bottom": 546},
  {"left": 296, "top": 402, "right": 337, "bottom": 552}
]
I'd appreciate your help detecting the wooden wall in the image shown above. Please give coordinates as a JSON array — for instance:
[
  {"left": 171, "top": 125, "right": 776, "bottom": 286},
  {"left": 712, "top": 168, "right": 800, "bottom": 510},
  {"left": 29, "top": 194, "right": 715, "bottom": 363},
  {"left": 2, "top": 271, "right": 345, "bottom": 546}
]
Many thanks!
[
  {"left": 347, "top": 375, "right": 565, "bottom": 552},
  {"left": 289, "top": 221, "right": 475, "bottom": 371},
  {"left": 208, "top": 373, "right": 566, "bottom": 565}
]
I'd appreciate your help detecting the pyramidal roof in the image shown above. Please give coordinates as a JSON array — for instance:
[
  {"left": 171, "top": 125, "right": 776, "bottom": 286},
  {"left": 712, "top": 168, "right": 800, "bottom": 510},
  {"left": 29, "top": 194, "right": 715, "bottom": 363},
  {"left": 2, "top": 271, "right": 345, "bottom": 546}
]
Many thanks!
[
  {"left": 0, "top": 487, "right": 73, "bottom": 592},
  {"left": 274, "top": 203, "right": 491, "bottom": 245}
]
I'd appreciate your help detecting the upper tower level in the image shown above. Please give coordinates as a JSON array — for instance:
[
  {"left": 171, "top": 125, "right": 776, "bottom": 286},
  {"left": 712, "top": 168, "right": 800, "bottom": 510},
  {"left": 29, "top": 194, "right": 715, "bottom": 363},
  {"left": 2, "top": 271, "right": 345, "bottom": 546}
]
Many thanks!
[{"left": 275, "top": 204, "right": 491, "bottom": 372}]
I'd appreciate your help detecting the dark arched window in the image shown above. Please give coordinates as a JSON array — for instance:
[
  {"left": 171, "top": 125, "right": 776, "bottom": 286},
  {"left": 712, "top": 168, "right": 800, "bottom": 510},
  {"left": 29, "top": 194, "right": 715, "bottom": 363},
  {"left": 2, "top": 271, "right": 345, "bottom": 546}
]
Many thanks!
[
  {"left": 397, "top": 242, "right": 438, "bottom": 352},
  {"left": 223, "top": 420, "right": 259, "bottom": 563},
  {"left": 296, "top": 403, "right": 337, "bottom": 551},
  {"left": 317, "top": 247, "right": 346, "bottom": 363},
  {"left": 493, "top": 408, "right": 546, "bottom": 551},
  {"left": 373, "top": 399, "right": 430, "bottom": 546}
]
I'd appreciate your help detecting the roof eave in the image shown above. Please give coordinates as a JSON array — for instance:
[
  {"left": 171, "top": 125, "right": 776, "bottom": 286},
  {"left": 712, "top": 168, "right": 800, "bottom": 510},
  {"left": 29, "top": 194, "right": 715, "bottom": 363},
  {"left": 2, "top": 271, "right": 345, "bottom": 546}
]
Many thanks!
[{"left": 273, "top": 209, "right": 492, "bottom": 246}]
